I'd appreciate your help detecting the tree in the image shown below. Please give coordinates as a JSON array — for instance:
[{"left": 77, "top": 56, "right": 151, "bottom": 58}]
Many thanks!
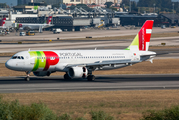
[
  {"left": 138, "top": 0, "right": 156, "bottom": 7},
  {"left": 0, "top": 3, "right": 7, "bottom": 8},
  {"left": 104, "top": 2, "right": 113, "bottom": 8},
  {"left": 76, "top": 4, "right": 88, "bottom": 7},
  {"left": 176, "top": 8, "right": 179, "bottom": 13},
  {"left": 52, "top": 4, "right": 60, "bottom": 8},
  {"left": 121, "top": 0, "right": 130, "bottom": 6},
  {"left": 131, "top": 1, "right": 138, "bottom": 12},
  {"left": 69, "top": 4, "right": 76, "bottom": 10},
  {"left": 69, "top": 4, "right": 92, "bottom": 12},
  {"left": 162, "top": 0, "right": 172, "bottom": 9}
]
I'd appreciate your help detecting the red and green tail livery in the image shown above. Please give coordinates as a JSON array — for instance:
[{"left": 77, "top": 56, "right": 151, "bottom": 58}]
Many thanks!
[{"left": 126, "top": 20, "right": 154, "bottom": 51}]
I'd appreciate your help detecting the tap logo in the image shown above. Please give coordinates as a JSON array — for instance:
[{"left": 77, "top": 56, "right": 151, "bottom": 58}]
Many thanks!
[{"left": 29, "top": 51, "right": 59, "bottom": 71}]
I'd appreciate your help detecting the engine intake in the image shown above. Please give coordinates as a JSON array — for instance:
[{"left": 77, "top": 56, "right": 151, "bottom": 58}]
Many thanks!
[{"left": 68, "top": 67, "right": 88, "bottom": 79}]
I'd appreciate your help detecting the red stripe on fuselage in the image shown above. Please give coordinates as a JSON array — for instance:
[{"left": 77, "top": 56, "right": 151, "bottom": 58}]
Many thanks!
[{"left": 43, "top": 51, "right": 59, "bottom": 71}]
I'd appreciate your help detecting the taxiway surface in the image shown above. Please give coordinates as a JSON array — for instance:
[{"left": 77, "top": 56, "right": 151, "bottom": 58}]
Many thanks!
[
  {"left": 0, "top": 36, "right": 179, "bottom": 53},
  {"left": 0, "top": 74, "right": 178, "bottom": 93},
  {"left": 1, "top": 27, "right": 179, "bottom": 41}
]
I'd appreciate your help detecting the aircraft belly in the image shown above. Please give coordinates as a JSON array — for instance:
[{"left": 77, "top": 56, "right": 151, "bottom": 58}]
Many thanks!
[{"left": 96, "top": 64, "right": 127, "bottom": 70}]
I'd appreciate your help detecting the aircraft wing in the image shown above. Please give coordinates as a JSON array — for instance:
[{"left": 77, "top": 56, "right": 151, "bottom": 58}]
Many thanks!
[
  {"left": 43, "top": 24, "right": 54, "bottom": 29},
  {"left": 66, "top": 59, "right": 139, "bottom": 68}
]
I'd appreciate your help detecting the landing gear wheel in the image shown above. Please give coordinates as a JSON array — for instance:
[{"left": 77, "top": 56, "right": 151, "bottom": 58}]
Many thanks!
[
  {"left": 87, "top": 75, "right": 95, "bottom": 81},
  {"left": 64, "top": 74, "right": 71, "bottom": 80},
  {"left": 25, "top": 77, "right": 30, "bottom": 81},
  {"left": 25, "top": 71, "right": 31, "bottom": 81}
]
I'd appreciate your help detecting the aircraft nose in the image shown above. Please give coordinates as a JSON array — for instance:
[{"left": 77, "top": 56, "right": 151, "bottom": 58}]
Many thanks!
[{"left": 5, "top": 60, "right": 13, "bottom": 69}]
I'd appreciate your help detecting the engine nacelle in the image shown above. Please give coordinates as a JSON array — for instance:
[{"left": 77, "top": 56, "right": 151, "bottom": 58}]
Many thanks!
[
  {"left": 68, "top": 67, "right": 88, "bottom": 79},
  {"left": 33, "top": 71, "right": 51, "bottom": 77}
]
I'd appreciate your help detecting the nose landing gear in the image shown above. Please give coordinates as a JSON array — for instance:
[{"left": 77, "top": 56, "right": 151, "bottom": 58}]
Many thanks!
[{"left": 25, "top": 71, "right": 31, "bottom": 81}]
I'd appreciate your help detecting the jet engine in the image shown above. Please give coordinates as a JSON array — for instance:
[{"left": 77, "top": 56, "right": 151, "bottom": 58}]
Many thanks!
[
  {"left": 33, "top": 71, "right": 51, "bottom": 76},
  {"left": 68, "top": 67, "right": 88, "bottom": 79}
]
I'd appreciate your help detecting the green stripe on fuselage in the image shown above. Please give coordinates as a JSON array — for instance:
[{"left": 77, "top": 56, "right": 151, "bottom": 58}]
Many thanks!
[
  {"left": 38, "top": 51, "right": 46, "bottom": 70},
  {"left": 29, "top": 51, "right": 46, "bottom": 71}
]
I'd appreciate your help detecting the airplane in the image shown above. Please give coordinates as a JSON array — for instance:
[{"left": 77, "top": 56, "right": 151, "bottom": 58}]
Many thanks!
[
  {"left": 15, "top": 16, "right": 53, "bottom": 31},
  {"left": 0, "top": 18, "right": 6, "bottom": 29},
  {"left": 5, "top": 20, "right": 156, "bottom": 81}
]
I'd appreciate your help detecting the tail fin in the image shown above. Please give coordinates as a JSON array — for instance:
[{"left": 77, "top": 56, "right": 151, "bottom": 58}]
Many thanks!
[
  {"left": 46, "top": 16, "right": 52, "bottom": 25},
  {"left": 17, "top": 24, "right": 22, "bottom": 29},
  {"left": 0, "top": 18, "right": 6, "bottom": 27},
  {"left": 126, "top": 20, "right": 154, "bottom": 51}
]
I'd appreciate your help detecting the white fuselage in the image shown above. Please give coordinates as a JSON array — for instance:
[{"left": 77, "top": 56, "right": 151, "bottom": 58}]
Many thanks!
[
  {"left": 5, "top": 50, "right": 156, "bottom": 72},
  {"left": 18, "top": 23, "right": 52, "bottom": 30}
]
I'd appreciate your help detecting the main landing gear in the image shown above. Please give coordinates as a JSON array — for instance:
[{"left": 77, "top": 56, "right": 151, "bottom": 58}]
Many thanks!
[
  {"left": 87, "top": 70, "right": 95, "bottom": 81},
  {"left": 64, "top": 73, "right": 71, "bottom": 80},
  {"left": 25, "top": 71, "right": 31, "bottom": 81},
  {"left": 87, "top": 75, "right": 95, "bottom": 81}
]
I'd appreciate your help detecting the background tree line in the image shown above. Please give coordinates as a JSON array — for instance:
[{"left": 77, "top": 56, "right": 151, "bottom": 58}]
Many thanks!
[
  {"left": 121, "top": 0, "right": 179, "bottom": 13},
  {"left": 0, "top": 3, "right": 8, "bottom": 8}
]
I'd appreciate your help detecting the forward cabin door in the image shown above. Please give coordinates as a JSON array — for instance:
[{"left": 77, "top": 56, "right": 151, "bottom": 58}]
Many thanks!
[{"left": 30, "top": 57, "right": 35, "bottom": 65}]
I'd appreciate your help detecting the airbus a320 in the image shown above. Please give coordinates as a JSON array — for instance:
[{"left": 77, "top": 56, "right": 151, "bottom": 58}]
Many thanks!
[{"left": 5, "top": 20, "right": 156, "bottom": 81}]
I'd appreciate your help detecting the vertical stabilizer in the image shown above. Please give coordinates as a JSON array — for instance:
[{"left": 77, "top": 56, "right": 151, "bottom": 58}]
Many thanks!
[
  {"left": 126, "top": 20, "right": 154, "bottom": 51},
  {"left": 0, "top": 18, "right": 6, "bottom": 27},
  {"left": 47, "top": 16, "right": 52, "bottom": 25}
]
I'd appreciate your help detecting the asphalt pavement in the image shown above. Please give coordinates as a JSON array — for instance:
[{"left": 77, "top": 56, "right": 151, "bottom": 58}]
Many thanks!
[{"left": 0, "top": 74, "right": 178, "bottom": 93}]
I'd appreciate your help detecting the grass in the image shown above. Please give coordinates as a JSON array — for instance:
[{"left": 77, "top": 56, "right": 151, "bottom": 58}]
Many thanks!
[
  {"left": 1, "top": 59, "right": 179, "bottom": 77},
  {"left": 1, "top": 90, "right": 179, "bottom": 120},
  {"left": 0, "top": 53, "right": 16, "bottom": 57},
  {"left": 0, "top": 96, "right": 115, "bottom": 120},
  {"left": 0, "top": 97, "right": 58, "bottom": 120},
  {"left": 141, "top": 106, "right": 179, "bottom": 120}
]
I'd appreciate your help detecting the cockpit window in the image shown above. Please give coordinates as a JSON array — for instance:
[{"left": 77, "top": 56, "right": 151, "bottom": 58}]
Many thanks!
[
  {"left": 12, "top": 56, "right": 24, "bottom": 60},
  {"left": 12, "top": 56, "right": 17, "bottom": 59}
]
